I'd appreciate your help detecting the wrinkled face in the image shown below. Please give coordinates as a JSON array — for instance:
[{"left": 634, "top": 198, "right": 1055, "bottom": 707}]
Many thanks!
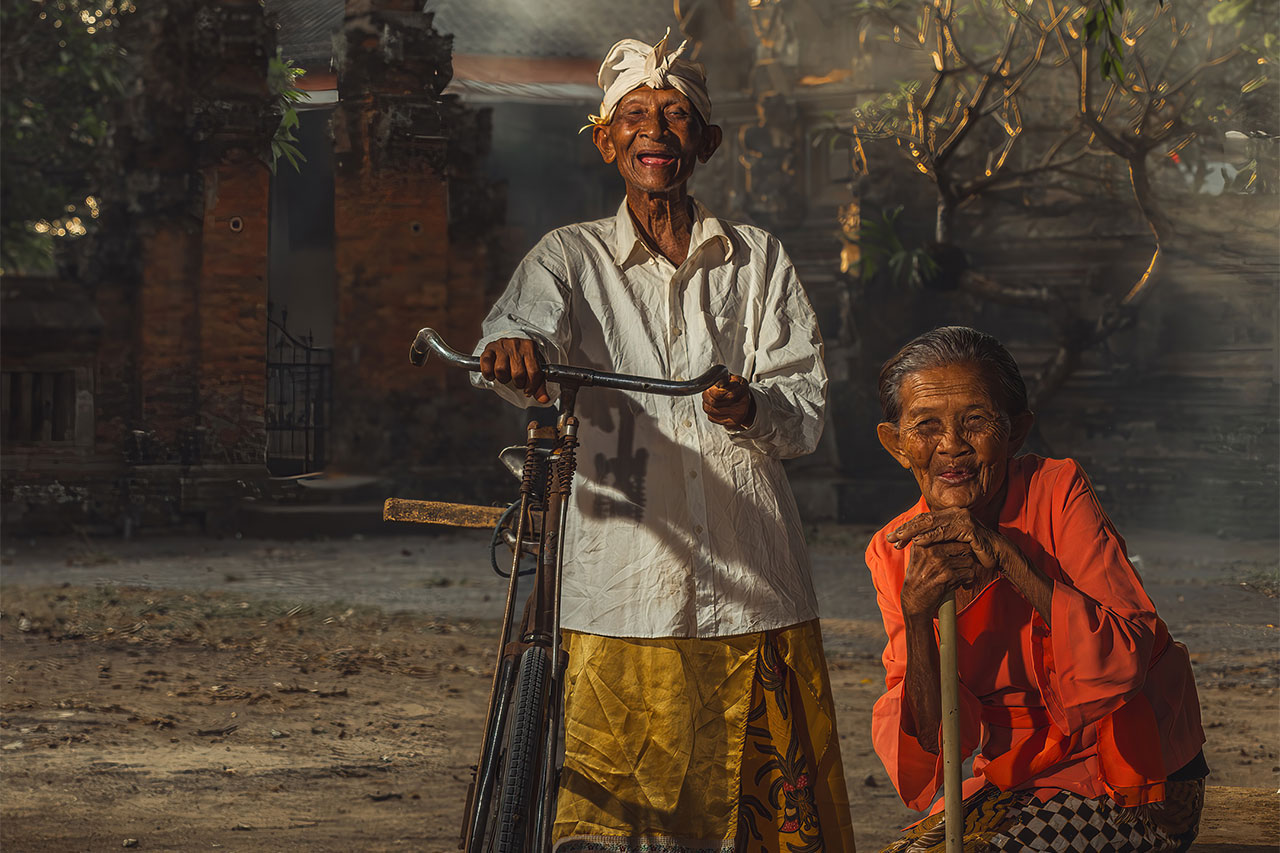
[
  {"left": 878, "top": 363, "right": 1031, "bottom": 516},
  {"left": 592, "top": 86, "right": 720, "bottom": 194}
]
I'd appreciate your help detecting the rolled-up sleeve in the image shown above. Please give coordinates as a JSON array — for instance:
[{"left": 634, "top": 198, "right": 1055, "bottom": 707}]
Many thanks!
[
  {"left": 473, "top": 232, "right": 574, "bottom": 408},
  {"left": 867, "top": 534, "right": 983, "bottom": 811},
  {"left": 727, "top": 251, "right": 827, "bottom": 460},
  {"left": 1030, "top": 461, "right": 1161, "bottom": 736}
]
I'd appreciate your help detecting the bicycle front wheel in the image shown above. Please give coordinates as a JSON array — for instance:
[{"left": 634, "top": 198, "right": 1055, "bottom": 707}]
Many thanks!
[{"left": 495, "top": 645, "right": 549, "bottom": 852}]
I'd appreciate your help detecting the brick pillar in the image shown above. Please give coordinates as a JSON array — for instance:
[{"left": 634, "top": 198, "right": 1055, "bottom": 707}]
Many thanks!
[
  {"left": 98, "top": 0, "right": 273, "bottom": 468},
  {"left": 197, "top": 158, "right": 270, "bottom": 463},
  {"left": 330, "top": 2, "right": 458, "bottom": 474},
  {"left": 107, "top": 0, "right": 211, "bottom": 464},
  {"left": 109, "top": 0, "right": 274, "bottom": 529},
  {"left": 191, "top": 1, "right": 275, "bottom": 465}
]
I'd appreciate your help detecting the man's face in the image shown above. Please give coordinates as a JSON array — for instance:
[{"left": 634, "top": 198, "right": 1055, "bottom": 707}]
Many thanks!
[{"left": 592, "top": 86, "right": 721, "bottom": 195}]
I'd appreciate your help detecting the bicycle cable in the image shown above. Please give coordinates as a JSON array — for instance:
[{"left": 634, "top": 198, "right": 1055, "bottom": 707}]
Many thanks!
[{"left": 489, "top": 501, "right": 537, "bottom": 578}]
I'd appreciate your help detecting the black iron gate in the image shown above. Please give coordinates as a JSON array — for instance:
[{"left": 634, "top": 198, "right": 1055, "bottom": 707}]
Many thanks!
[{"left": 266, "top": 312, "right": 332, "bottom": 476}]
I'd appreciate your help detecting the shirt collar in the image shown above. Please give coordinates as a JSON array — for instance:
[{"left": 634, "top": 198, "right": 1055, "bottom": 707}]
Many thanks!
[{"left": 611, "top": 197, "right": 735, "bottom": 268}]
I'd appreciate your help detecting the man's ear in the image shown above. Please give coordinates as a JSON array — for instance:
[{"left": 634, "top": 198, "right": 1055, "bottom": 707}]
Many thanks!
[
  {"left": 698, "top": 124, "right": 723, "bottom": 163},
  {"left": 592, "top": 124, "right": 616, "bottom": 164},
  {"left": 877, "top": 422, "right": 911, "bottom": 470},
  {"left": 1009, "top": 411, "right": 1035, "bottom": 456}
]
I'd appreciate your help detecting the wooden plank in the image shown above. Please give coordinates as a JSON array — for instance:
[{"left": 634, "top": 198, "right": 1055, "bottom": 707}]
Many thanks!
[{"left": 382, "top": 498, "right": 507, "bottom": 528}]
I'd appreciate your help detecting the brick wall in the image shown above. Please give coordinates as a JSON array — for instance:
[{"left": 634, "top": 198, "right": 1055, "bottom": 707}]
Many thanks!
[{"left": 137, "top": 224, "right": 201, "bottom": 450}]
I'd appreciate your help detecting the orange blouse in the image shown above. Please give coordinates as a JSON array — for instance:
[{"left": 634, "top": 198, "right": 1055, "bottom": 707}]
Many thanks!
[{"left": 866, "top": 455, "right": 1204, "bottom": 814}]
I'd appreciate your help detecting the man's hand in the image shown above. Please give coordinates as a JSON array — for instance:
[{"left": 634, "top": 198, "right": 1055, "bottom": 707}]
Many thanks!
[
  {"left": 479, "top": 338, "right": 550, "bottom": 404},
  {"left": 702, "top": 374, "right": 756, "bottom": 430}
]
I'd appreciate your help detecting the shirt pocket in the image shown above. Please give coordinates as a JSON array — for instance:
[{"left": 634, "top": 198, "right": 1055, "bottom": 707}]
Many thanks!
[{"left": 698, "top": 309, "right": 748, "bottom": 373}]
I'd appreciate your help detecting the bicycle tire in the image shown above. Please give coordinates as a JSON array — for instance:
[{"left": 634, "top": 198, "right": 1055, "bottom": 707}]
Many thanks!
[{"left": 495, "top": 645, "right": 549, "bottom": 852}]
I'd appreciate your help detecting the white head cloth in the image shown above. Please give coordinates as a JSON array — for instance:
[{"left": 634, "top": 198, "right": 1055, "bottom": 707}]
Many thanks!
[{"left": 586, "top": 29, "right": 711, "bottom": 129}]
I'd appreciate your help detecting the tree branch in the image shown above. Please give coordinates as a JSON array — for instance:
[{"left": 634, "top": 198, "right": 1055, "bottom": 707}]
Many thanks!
[
  {"left": 958, "top": 269, "right": 1066, "bottom": 310},
  {"left": 956, "top": 145, "right": 1088, "bottom": 202},
  {"left": 935, "top": 20, "right": 1020, "bottom": 168}
]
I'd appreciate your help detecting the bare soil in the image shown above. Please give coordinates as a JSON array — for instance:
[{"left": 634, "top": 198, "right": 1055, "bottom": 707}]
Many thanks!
[{"left": 0, "top": 529, "right": 1276, "bottom": 852}]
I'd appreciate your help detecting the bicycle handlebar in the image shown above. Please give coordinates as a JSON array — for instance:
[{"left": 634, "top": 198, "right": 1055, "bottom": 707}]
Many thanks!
[{"left": 410, "top": 327, "right": 729, "bottom": 396}]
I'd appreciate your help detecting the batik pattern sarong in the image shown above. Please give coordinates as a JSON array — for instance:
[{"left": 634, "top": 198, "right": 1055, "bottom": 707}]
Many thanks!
[{"left": 553, "top": 621, "right": 856, "bottom": 853}]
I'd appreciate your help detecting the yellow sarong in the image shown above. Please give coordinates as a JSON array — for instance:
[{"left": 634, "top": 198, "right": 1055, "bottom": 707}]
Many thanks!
[{"left": 553, "top": 620, "right": 856, "bottom": 852}]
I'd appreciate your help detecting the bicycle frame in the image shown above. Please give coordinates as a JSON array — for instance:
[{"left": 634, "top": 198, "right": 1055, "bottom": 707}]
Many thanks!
[{"left": 397, "top": 329, "right": 727, "bottom": 852}]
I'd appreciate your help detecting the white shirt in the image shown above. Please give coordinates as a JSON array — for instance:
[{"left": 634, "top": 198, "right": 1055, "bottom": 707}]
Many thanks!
[{"left": 475, "top": 199, "right": 827, "bottom": 638}]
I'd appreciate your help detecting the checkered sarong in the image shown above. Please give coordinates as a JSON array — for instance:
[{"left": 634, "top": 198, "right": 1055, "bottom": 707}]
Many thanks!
[{"left": 880, "top": 780, "right": 1204, "bottom": 853}]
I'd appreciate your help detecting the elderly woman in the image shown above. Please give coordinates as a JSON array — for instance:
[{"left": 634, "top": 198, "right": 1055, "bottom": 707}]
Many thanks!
[{"left": 866, "top": 326, "right": 1207, "bottom": 853}]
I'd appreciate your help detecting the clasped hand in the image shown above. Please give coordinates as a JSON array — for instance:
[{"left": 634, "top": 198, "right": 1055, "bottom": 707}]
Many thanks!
[{"left": 889, "top": 508, "right": 1004, "bottom": 619}]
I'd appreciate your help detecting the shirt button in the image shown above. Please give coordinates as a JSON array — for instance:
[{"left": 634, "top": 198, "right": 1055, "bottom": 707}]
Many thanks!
[
  {"left": 689, "top": 470, "right": 698, "bottom": 480},
  {"left": 695, "top": 525, "right": 704, "bottom": 534},
  {"left": 683, "top": 419, "right": 692, "bottom": 428}
]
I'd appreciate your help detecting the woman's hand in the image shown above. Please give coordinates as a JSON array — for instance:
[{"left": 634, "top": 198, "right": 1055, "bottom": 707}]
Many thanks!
[
  {"left": 888, "top": 507, "right": 1002, "bottom": 570},
  {"left": 891, "top": 507, "right": 1054, "bottom": 625},
  {"left": 898, "top": 539, "right": 977, "bottom": 752},
  {"left": 899, "top": 540, "right": 980, "bottom": 620}
]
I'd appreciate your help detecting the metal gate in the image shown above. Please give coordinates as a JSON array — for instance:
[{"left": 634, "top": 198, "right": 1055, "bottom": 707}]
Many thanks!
[{"left": 266, "top": 313, "right": 332, "bottom": 476}]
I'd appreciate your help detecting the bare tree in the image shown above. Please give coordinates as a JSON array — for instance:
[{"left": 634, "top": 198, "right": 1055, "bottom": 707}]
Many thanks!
[{"left": 837, "top": 0, "right": 1265, "bottom": 410}]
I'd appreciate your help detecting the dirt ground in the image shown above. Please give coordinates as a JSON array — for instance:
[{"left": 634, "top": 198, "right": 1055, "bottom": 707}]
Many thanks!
[{"left": 1, "top": 527, "right": 1277, "bottom": 852}]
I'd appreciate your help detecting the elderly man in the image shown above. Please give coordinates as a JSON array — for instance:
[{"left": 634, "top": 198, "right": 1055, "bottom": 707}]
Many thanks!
[{"left": 475, "top": 32, "right": 855, "bottom": 852}]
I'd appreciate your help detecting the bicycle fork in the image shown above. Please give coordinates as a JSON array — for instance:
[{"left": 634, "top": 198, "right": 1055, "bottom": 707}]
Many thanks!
[
  {"left": 461, "top": 406, "right": 579, "bottom": 852},
  {"left": 463, "top": 421, "right": 550, "bottom": 853},
  {"left": 530, "top": 409, "right": 577, "bottom": 850}
]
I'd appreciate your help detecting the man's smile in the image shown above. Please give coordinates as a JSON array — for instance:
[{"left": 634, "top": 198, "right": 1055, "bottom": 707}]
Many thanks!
[{"left": 636, "top": 151, "right": 677, "bottom": 167}]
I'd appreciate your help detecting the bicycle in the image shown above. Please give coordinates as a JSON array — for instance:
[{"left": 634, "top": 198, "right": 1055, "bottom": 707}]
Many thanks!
[{"left": 384, "top": 328, "right": 727, "bottom": 853}]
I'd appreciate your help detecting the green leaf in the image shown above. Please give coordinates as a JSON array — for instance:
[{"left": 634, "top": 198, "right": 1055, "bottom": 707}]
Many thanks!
[
  {"left": 270, "top": 138, "right": 307, "bottom": 174},
  {"left": 1207, "top": 0, "right": 1247, "bottom": 26}
]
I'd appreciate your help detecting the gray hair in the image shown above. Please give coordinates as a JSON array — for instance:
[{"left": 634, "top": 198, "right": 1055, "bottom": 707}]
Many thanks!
[{"left": 878, "top": 326, "right": 1029, "bottom": 423}]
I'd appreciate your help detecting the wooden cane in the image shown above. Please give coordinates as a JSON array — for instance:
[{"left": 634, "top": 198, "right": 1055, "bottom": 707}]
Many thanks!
[{"left": 938, "top": 592, "right": 963, "bottom": 853}]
